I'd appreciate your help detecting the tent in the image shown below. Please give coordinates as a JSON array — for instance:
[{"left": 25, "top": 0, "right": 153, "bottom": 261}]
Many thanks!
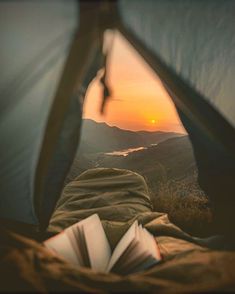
[{"left": 1, "top": 0, "right": 235, "bottom": 291}]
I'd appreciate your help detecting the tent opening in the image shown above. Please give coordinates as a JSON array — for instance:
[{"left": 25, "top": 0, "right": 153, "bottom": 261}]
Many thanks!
[{"left": 66, "top": 30, "right": 213, "bottom": 238}]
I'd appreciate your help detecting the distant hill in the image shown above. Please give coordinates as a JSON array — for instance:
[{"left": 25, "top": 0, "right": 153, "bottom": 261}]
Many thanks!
[
  {"left": 68, "top": 135, "right": 197, "bottom": 191},
  {"left": 78, "top": 119, "right": 184, "bottom": 154}
]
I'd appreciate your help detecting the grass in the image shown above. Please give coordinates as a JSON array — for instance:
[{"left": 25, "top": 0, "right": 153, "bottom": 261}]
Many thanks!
[{"left": 148, "top": 177, "right": 214, "bottom": 237}]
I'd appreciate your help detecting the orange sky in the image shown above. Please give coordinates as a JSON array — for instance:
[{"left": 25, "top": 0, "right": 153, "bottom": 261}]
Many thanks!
[{"left": 83, "top": 31, "right": 186, "bottom": 134}]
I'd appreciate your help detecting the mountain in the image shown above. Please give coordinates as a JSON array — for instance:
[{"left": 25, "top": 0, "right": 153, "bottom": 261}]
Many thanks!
[
  {"left": 68, "top": 135, "right": 197, "bottom": 192},
  {"left": 78, "top": 119, "right": 184, "bottom": 154}
]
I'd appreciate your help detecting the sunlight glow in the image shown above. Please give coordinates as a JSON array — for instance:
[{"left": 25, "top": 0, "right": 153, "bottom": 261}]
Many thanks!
[{"left": 83, "top": 31, "right": 186, "bottom": 134}]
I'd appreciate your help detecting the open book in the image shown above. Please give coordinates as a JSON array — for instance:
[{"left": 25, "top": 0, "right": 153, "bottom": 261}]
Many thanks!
[{"left": 44, "top": 214, "right": 161, "bottom": 275}]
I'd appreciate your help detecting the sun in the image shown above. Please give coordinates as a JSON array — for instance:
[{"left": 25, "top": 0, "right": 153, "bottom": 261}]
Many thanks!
[{"left": 151, "top": 119, "right": 156, "bottom": 124}]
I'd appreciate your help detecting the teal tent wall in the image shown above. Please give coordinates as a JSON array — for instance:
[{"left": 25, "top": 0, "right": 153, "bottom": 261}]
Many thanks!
[{"left": 0, "top": 1, "right": 79, "bottom": 224}]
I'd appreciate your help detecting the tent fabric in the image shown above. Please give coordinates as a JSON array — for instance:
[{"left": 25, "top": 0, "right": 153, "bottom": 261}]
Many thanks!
[
  {"left": 1, "top": 168, "right": 235, "bottom": 292},
  {"left": 0, "top": 1, "right": 105, "bottom": 227},
  {"left": 118, "top": 0, "right": 235, "bottom": 128},
  {"left": 0, "top": 0, "right": 235, "bottom": 238},
  {"left": 0, "top": 1, "right": 79, "bottom": 224},
  {"left": 36, "top": 93, "right": 83, "bottom": 230},
  {"left": 117, "top": 0, "right": 235, "bottom": 233},
  {"left": 34, "top": 18, "right": 105, "bottom": 229}
]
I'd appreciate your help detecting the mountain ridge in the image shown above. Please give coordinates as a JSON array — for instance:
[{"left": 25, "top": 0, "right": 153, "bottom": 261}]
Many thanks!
[
  {"left": 84, "top": 119, "right": 184, "bottom": 134},
  {"left": 79, "top": 119, "right": 184, "bottom": 154}
]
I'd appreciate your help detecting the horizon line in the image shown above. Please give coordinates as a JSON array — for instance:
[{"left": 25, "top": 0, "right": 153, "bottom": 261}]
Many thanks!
[{"left": 82, "top": 118, "right": 187, "bottom": 135}]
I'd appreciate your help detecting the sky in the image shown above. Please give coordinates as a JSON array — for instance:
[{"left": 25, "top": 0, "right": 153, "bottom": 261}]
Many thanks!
[{"left": 83, "top": 31, "right": 186, "bottom": 134}]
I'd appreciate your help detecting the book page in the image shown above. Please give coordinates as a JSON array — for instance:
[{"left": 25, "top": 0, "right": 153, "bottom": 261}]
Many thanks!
[
  {"left": 44, "top": 232, "right": 81, "bottom": 265},
  {"left": 65, "top": 226, "right": 84, "bottom": 266},
  {"left": 63, "top": 219, "right": 90, "bottom": 267},
  {"left": 111, "top": 225, "right": 161, "bottom": 274},
  {"left": 114, "top": 225, "right": 148, "bottom": 273},
  {"left": 127, "top": 255, "right": 159, "bottom": 274},
  {"left": 110, "top": 237, "right": 138, "bottom": 273},
  {"left": 106, "top": 220, "right": 138, "bottom": 272},
  {"left": 83, "top": 214, "right": 111, "bottom": 271},
  {"left": 143, "top": 228, "right": 161, "bottom": 260},
  {"left": 78, "top": 225, "right": 91, "bottom": 267}
]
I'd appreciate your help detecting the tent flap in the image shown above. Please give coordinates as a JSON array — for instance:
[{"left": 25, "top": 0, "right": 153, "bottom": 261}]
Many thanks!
[
  {"left": 0, "top": 0, "right": 79, "bottom": 224},
  {"left": 117, "top": 0, "right": 235, "bottom": 233}
]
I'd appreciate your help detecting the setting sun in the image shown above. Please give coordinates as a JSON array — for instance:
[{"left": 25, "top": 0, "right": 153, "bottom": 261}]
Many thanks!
[{"left": 83, "top": 31, "right": 186, "bottom": 133}]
